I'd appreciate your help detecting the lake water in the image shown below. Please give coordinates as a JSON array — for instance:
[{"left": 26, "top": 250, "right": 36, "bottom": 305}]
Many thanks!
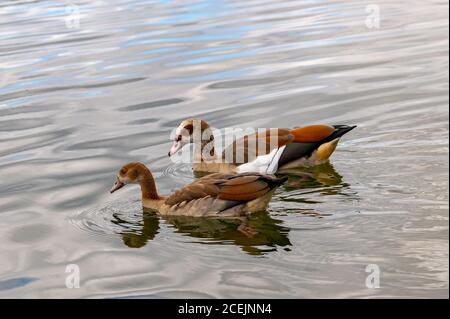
[{"left": 0, "top": 0, "right": 448, "bottom": 298}]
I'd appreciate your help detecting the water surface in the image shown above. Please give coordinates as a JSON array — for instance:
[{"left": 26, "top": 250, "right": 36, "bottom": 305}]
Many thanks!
[{"left": 0, "top": 0, "right": 448, "bottom": 298}]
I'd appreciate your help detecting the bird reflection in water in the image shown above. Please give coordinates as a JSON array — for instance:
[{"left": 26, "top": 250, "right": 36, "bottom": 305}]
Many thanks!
[
  {"left": 112, "top": 209, "right": 291, "bottom": 255},
  {"left": 111, "top": 211, "right": 160, "bottom": 248},
  {"left": 164, "top": 212, "right": 291, "bottom": 255},
  {"left": 274, "top": 162, "right": 356, "bottom": 216},
  {"left": 279, "top": 162, "right": 345, "bottom": 189}
]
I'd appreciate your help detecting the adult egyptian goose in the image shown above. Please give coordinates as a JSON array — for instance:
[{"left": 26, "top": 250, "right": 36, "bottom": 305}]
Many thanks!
[
  {"left": 110, "top": 162, "right": 287, "bottom": 217},
  {"left": 168, "top": 119, "right": 356, "bottom": 174}
]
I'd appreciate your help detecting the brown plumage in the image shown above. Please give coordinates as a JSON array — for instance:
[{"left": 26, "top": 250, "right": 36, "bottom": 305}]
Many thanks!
[
  {"left": 168, "top": 118, "right": 356, "bottom": 174},
  {"left": 289, "top": 125, "right": 336, "bottom": 143},
  {"left": 110, "top": 162, "right": 287, "bottom": 217},
  {"left": 223, "top": 128, "right": 294, "bottom": 165}
]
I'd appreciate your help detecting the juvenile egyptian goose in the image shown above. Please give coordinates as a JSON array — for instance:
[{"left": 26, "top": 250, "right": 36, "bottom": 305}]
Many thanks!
[
  {"left": 110, "top": 162, "right": 287, "bottom": 217},
  {"left": 168, "top": 119, "right": 356, "bottom": 174}
]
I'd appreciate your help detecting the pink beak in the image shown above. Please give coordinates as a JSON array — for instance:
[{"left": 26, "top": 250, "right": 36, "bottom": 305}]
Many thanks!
[
  {"left": 168, "top": 140, "right": 182, "bottom": 157},
  {"left": 110, "top": 178, "right": 125, "bottom": 194}
]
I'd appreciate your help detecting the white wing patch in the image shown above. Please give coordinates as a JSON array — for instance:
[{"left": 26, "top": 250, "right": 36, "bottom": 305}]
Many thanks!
[{"left": 236, "top": 145, "right": 286, "bottom": 174}]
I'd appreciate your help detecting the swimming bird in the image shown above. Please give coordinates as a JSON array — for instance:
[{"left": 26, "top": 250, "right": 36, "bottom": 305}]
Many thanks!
[
  {"left": 168, "top": 118, "right": 356, "bottom": 174},
  {"left": 110, "top": 162, "right": 287, "bottom": 217}
]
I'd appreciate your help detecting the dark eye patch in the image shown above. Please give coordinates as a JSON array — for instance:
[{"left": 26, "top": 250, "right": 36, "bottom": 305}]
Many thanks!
[
  {"left": 184, "top": 124, "right": 194, "bottom": 135},
  {"left": 129, "top": 169, "right": 138, "bottom": 180}
]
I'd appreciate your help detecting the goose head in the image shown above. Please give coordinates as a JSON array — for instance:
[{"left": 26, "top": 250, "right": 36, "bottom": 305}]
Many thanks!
[
  {"left": 168, "top": 118, "right": 213, "bottom": 157},
  {"left": 110, "top": 162, "right": 149, "bottom": 193}
]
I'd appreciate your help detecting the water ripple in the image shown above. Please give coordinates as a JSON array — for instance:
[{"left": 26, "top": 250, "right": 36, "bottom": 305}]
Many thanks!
[{"left": 0, "top": 0, "right": 448, "bottom": 298}]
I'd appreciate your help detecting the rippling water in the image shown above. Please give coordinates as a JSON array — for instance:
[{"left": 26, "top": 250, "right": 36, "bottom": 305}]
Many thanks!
[{"left": 0, "top": 0, "right": 448, "bottom": 298}]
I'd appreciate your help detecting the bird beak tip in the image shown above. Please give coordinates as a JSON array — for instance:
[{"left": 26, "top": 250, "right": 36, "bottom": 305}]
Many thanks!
[{"left": 110, "top": 180, "right": 125, "bottom": 194}]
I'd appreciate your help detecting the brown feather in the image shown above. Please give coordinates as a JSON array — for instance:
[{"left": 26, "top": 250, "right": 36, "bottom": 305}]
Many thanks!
[
  {"left": 222, "top": 175, "right": 260, "bottom": 186},
  {"left": 165, "top": 183, "right": 219, "bottom": 206},
  {"left": 222, "top": 128, "right": 294, "bottom": 164},
  {"left": 221, "top": 180, "right": 268, "bottom": 195},
  {"left": 219, "top": 187, "right": 270, "bottom": 201},
  {"left": 290, "top": 125, "right": 336, "bottom": 143},
  {"left": 165, "top": 173, "right": 285, "bottom": 206}
]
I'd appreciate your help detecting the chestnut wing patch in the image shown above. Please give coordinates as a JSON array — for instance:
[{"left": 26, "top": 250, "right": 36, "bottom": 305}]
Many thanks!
[
  {"left": 222, "top": 128, "right": 294, "bottom": 164},
  {"left": 165, "top": 180, "right": 221, "bottom": 206},
  {"left": 216, "top": 174, "right": 274, "bottom": 201},
  {"left": 221, "top": 175, "right": 260, "bottom": 186},
  {"left": 290, "top": 125, "right": 336, "bottom": 143},
  {"left": 165, "top": 173, "right": 283, "bottom": 206}
]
